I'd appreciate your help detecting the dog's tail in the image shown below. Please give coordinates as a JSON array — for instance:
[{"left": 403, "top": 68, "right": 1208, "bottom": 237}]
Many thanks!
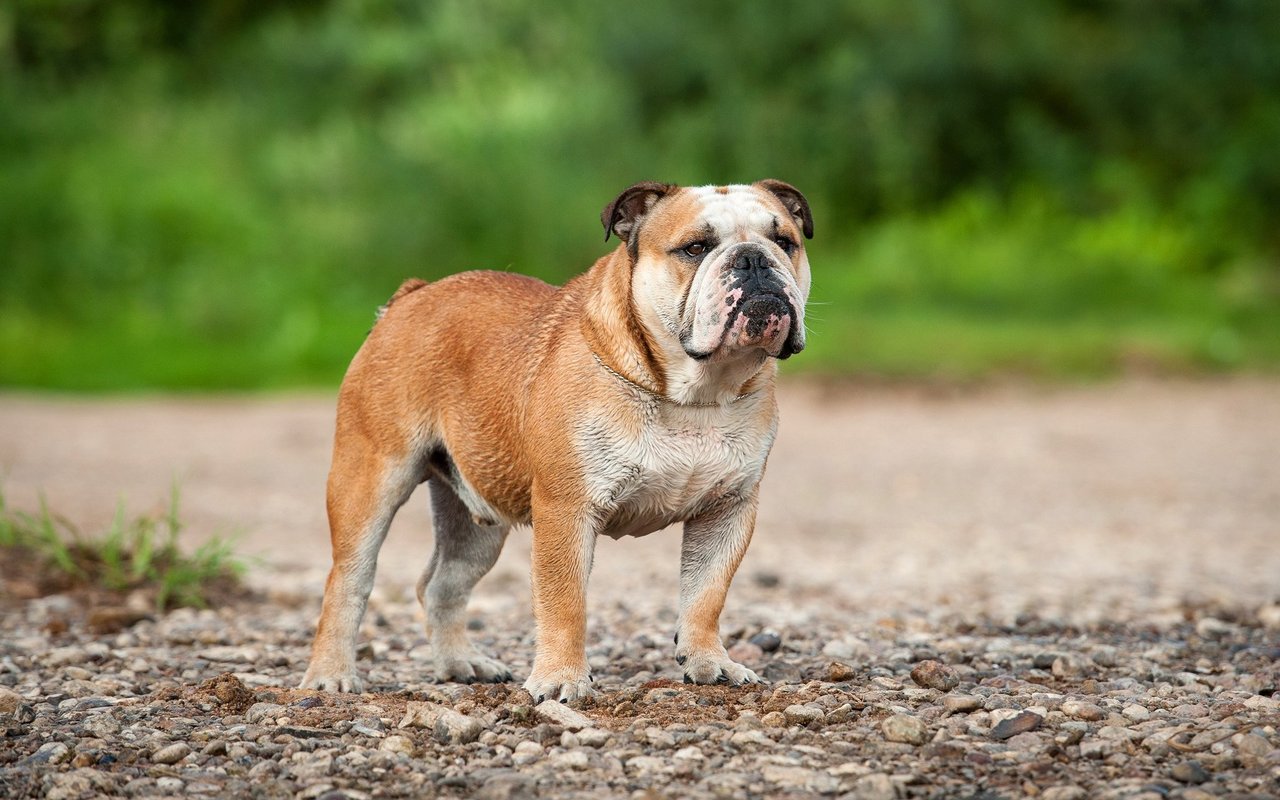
[{"left": 375, "top": 278, "right": 429, "bottom": 322}]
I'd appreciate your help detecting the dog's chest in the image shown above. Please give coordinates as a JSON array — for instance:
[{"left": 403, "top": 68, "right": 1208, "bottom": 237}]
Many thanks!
[{"left": 577, "top": 407, "right": 774, "bottom": 538}]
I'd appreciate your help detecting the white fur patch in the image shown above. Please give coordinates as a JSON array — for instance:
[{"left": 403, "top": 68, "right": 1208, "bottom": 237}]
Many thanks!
[
  {"left": 686, "top": 185, "right": 778, "bottom": 237},
  {"left": 575, "top": 400, "right": 777, "bottom": 539}
]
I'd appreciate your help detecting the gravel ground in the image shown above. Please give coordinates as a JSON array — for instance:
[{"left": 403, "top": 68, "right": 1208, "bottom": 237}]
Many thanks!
[{"left": 1, "top": 378, "right": 1279, "bottom": 798}]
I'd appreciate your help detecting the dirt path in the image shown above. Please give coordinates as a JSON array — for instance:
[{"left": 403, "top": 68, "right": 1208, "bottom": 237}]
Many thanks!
[
  {"left": 2, "top": 379, "right": 1279, "bottom": 799},
  {"left": 1, "top": 378, "right": 1276, "bottom": 621}
]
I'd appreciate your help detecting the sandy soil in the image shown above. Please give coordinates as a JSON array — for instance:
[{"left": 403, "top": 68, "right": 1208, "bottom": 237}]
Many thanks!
[{"left": 2, "top": 378, "right": 1276, "bottom": 626}]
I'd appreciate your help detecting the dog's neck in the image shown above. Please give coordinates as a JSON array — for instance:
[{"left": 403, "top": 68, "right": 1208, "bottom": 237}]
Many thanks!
[{"left": 579, "top": 248, "right": 774, "bottom": 407}]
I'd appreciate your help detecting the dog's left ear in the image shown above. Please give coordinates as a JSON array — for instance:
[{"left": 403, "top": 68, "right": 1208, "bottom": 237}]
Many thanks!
[
  {"left": 755, "top": 179, "right": 814, "bottom": 239},
  {"left": 602, "top": 181, "right": 675, "bottom": 242}
]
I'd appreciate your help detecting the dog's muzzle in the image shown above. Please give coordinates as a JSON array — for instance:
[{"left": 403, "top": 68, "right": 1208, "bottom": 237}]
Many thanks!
[{"left": 723, "top": 249, "right": 803, "bottom": 359}]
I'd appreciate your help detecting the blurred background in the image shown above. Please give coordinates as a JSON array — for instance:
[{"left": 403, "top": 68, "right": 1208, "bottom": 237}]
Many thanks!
[{"left": 2, "top": 0, "right": 1279, "bottom": 390}]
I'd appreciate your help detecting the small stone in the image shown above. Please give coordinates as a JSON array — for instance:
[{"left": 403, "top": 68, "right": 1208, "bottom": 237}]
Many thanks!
[
  {"left": 1040, "top": 788, "right": 1087, "bottom": 800},
  {"left": 783, "top": 703, "right": 823, "bottom": 725},
  {"left": 380, "top": 735, "right": 415, "bottom": 756},
  {"left": 827, "top": 661, "right": 856, "bottom": 682},
  {"left": 943, "top": 694, "right": 981, "bottom": 713},
  {"left": 1235, "top": 732, "right": 1273, "bottom": 766},
  {"left": 479, "top": 772, "right": 535, "bottom": 800},
  {"left": 1060, "top": 700, "right": 1105, "bottom": 721},
  {"left": 730, "top": 729, "right": 771, "bottom": 747},
  {"left": 151, "top": 742, "right": 191, "bottom": 765},
  {"left": 155, "top": 777, "right": 184, "bottom": 793},
  {"left": 761, "top": 660, "right": 803, "bottom": 682},
  {"left": 1052, "top": 655, "right": 1088, "bottom": 679},
  {"left": 911, "top": 660, "right": 960, "bottom": 691},
  {"left": 626, "top": 755, "right": 672, "bottom": 776},
  {"left": 577, "top": 728, "right": 610, "bottom": 747},
  {"left": 245, "top": 702, "right": 286, "bottom": 724},
  {"left": 1171, "top": 760, "right": 1209, "bottom": 784},
  {"left": 1121, "top": 703, "right": 1150, "bottom": 721},
  {"left": 533, "top": 700, "right": 594, "bottom": 731},
  {"left": 25, "top": 741, "right": 71, "bottom": 765},
  {"left": 512, "top": 740, "right": 543, "bottom": 765},
  {"left": 752, "top": 572, "right": 781, "bottom": 588},
  {"left": 552, "top": 750, "right": 589, "bottom": 770},
  {"left": 1079, "top": 739, "right": 1116, "bottom": 759},
  {"left": 197, "top": 646, "right": 259, "bottom": 663},
  {"left": 45, "top": 646, "right": 87, "bottom": 668},
  {"left": 642, "top": 687, "right": 681, "bottom": 704},
  {"left": 82, "top": 713, "right": 121, "bottom": 738},
  {"left": 849, "top": 773, "right": 897, "bottom": 800},
  {"left": 0, "top": 687, "right": 22, "bottom": 714},
  {"left": 761, "top": 711, "right": 787, "bottom": 727},
  {"left": 749, "top": 631, "right": 782, "bottom": 653},
  {"left": 821, "top": 639, "right": 859, "bottom": 660},
  {"left": 882, "top": 713, "right": 928, "bottom": 745},
  {"left": 1194, "top": 616, "right": 1235, "bottom": 637},
  {"left": 990, "top": 711, "right": 1042, "bottom": 740}
]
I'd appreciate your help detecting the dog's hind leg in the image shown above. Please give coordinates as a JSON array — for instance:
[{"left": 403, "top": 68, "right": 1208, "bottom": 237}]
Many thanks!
[
  {"left": 301, "top": 431, "right": 419, "bottom": 693},
  {"left": 415, "top": 480, "right": 512, "bottom": 683}
]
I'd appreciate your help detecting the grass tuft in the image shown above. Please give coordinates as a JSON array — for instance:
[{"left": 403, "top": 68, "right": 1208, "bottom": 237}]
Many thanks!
[{"left": 0, "top": 485, "right": 246, "bottom": 611}]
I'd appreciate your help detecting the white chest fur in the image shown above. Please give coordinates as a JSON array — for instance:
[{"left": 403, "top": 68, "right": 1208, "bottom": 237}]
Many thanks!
[{"left": 575, "top": 399, "right": 777, "bottom": 539}]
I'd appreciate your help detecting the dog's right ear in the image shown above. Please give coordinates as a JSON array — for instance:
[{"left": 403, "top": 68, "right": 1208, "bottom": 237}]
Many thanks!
[{"left": 602, "top": 181, "right": 674, "bottom": 242}]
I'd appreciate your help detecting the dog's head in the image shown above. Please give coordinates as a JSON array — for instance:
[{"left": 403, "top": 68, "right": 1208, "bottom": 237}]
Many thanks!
[{"left": 603, "top": 181, "right": 812, "bottom": 365}]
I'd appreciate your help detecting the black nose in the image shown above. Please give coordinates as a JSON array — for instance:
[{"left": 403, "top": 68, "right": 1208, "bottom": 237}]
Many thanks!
[
  {"left": 728, "top": 248, "right": 786, "bottom": 296},
  {"left": 731, "top": 248, "right": 774, "bottom": 278}
]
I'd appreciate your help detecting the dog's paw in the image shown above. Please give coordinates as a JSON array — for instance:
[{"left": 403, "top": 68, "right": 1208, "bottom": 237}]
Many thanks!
[
  {"left": 299, "top": 667, "right": 364, "bottom": 693},
  {"left": 679, "top": 651, "right": 762, "bottom": 686},
  {"left": 435, "top": 653, "right": 514, "bottom": 684},
  {"left": 523, "top": 665, "right": 594, "bottom": 703}
]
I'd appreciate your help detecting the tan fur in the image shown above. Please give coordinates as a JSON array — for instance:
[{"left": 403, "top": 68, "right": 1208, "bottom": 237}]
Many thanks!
[{"left": 301, "top": 181, "right": 813, "bottom": 699}]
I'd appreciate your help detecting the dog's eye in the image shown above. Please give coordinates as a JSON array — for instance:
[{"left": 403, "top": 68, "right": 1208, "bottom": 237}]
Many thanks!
[
  {"left": 774, "top": 237, "right": 796, "bottom": 255},
  {"left": 683, "top": 242, "right": 708, "bottom": 258}
]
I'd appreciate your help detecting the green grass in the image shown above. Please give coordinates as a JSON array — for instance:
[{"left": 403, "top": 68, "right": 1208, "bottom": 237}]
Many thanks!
[
  {"left": 797, "top": 189, "right": 1280, "bottom": 381},
  {"left": 3, "top": 3, "right": 1279, "bottom": 389},
  {"left": 0, "top": 486, "right": 246, "bottom": 610}
]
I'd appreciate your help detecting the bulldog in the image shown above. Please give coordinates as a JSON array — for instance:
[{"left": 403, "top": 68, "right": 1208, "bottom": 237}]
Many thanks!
[{"left": 300, "top": 180, "right": 813, "bottom": 702}]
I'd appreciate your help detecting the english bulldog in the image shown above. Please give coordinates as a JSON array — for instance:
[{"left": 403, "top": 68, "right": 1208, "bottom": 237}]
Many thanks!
[{"left": 300, "top": 180, "right": 813, "bottom": 702}]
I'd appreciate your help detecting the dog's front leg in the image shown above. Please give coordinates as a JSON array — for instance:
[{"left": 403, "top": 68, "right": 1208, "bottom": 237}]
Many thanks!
[
  {"left": 523, "top": 492, "right": 597, "bottom": 703},
  {"left": 675, "top": 492, "right": 764, "bottom": 685}
]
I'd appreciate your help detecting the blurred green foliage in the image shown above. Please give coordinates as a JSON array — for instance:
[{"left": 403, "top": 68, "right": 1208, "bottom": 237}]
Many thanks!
[{"left": 2, "top": 0, "right": 1278, "bottom": 388}]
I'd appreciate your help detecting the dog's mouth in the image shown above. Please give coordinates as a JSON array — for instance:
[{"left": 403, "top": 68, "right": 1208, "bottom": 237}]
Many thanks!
[{"left": 683, "top": 291, "right": 803, "bottom": 361}]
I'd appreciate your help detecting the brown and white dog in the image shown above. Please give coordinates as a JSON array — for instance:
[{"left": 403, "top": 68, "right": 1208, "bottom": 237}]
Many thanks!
[{"left": 300, "top": 180, "right": 813, "bottom": 702}]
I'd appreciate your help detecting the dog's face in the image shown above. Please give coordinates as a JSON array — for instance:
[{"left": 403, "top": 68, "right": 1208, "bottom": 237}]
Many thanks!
[{"left": 603, "top": 181, "right": 813, "bottom": 365}]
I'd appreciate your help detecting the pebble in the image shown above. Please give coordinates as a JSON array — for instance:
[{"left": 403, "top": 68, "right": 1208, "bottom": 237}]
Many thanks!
[
  {"left": 552, "top": 750, "right": 590, "bottom": 770},
  {"left": 1060, "top": 700, "right": 1106, "bottom": 721},
  {"left": 826, "top": 661, "right": 856, "bottom": 682},
  {"left": 910, "top": 659, "right": 960, "bottom": 691},
  {"left": 943, "top": 694, "right": 981, "bottom": 713},
  {"left": 512, "top": 741, "right": 543, "bottom": 765},
  {"left": 784, "top": 703, "right": 824, "bottom": 725},
  {"left": 3, "top": 560, "right": 1276, "bottom": 799},
  {"left": 849, "top": 773, "right": 898, "bottom": 800},
  {"left": 882, "top": 713, "right": 929, "bottom": 745},
  {"left": 533, "top": 700, "right": 594, "bottom": 731},
  {"left": 380, "top": 735, "right": 415, "bottom": 755},
  {"left": 990, "top": 710, "right": 1042, "bottom": 740},
  {"left": 748, "top": 631, "right": 782, "bottom": 653},
  {"left": 1171, "top": 760, "right": 1210, "bottom": 784},
  {"left": 151, "top": 742, "right": 191, "bottom": 764},
  {"left": 1052, "top": 655, "right": 1089, "bottom": 678},
  {"left": 1121, "top": 703, "right": 1150, "bottom": 721},
  {"left": 0, "top": 687, "right": 24, "bottom": 714}
]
